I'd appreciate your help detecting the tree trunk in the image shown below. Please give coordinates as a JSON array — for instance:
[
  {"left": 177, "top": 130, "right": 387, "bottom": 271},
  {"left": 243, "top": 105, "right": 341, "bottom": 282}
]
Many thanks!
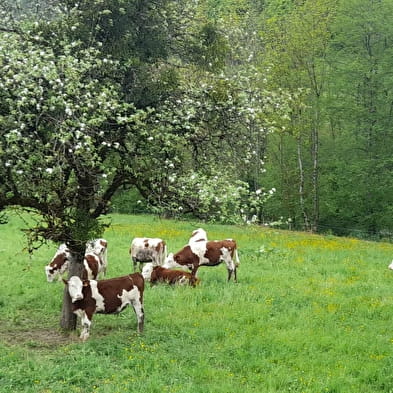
[
  {"left": 311, "top": 110, "right": 320, "bottom": 233},
  {"left": 60, "top": 249, "right": 84, "bottom": 330},
  {"left": 297, "top": 135, "right": 310, "bottom": 231}
]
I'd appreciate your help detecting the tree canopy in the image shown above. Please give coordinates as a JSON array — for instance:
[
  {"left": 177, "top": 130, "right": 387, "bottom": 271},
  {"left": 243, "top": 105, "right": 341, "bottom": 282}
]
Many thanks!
[
  {"left": 2, "top": 0, "right": 393, "bottom": 245},
  {"left": 0, "top": 0, "right": 284, "bottom": 250}
]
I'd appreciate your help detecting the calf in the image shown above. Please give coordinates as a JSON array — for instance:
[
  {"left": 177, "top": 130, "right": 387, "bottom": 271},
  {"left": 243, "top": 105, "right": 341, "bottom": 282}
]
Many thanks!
[
  {"left": 129, "top": 237, "right": 167, "bottom": 272},
  {"left": 63, "top": 273, "right": 144, "bottom": 341},
  {"left": 45, "top": 239, "right": 108, "bottom": 282},
  {"left": 165, "top": 239, "right": 240, "bottom": 282},
  {"left": 150, "top": 266, "right": 199, "bottom": 287}
]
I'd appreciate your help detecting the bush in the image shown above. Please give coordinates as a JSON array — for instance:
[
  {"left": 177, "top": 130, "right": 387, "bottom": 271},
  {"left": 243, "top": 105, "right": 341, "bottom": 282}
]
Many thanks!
[{"left": 110, "top": 188, "right": 149, "bottom": 214}]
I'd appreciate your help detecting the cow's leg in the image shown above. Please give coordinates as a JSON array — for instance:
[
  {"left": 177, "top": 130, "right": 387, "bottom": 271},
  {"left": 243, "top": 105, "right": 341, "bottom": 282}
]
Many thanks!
[
  {"left": 225, "top": 259, "right": 237, "bottom": 283},
  {"left": 227, "top": 266, "right": 237, "bottom": 282},
  {"left": 190, "top": 264, "right": 199, "bottom": 286},
  {"left": 227, "top": 268, "right": 232, "bottom": 282},
  {"left": 132, "top": 257, "right": 138, "bottom": 272},
  {"left": 131, "top": 298, "right": 144, "bottom": 333},
  {"left": 78, "top": 310, "right": 92, "bottom": 341}
]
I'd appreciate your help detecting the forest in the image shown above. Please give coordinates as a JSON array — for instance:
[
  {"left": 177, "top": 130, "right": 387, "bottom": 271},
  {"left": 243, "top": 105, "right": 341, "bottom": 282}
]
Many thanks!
[{"left": 1, "top": 0, "right": 393, "bottom": 241}]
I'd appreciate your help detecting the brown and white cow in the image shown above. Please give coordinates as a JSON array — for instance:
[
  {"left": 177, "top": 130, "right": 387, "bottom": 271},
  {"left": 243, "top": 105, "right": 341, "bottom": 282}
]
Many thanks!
[
  {"left": 85, "top": 238, "right": 108, "bottom": 274},
  {"left": 129, "top": 237, "right": 167, "bottom": 272},
  {"left": 45, "top": 239, "right": 108, "bottom": 282},
  {"left": 81, "top": 252, "right": 106, "bottom": 280},
  {"left": 148, "top": 265, "right": 200, "bottom": 287},
  {"left": 63, "top": 273, "right": 144, "bottom": 341},
  {"left": 165, "top": 239, "right": 240, "bottom": 282},
  {"left": 45, "top": 243, "right": 71, "bottom": 282}
]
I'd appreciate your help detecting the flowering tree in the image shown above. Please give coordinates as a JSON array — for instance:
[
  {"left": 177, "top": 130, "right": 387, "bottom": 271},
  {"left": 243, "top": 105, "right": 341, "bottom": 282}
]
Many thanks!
[
  {"left": 0, "top": 29, "right": 154, "bottom": 327},
  {"left": 0, "top": 0, "right": 287, "bottom": 330}
]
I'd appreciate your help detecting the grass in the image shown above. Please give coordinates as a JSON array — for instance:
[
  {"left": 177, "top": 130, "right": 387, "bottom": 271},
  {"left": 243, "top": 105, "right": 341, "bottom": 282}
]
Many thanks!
[{"left": 1, "top": 212, "right": 393, "bottom": 392}]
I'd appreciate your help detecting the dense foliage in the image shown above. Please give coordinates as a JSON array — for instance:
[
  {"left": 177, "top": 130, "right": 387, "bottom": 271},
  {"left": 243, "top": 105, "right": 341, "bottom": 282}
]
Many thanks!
[{"left": 2, "top": 0, "right": 393, "bottom": 242}]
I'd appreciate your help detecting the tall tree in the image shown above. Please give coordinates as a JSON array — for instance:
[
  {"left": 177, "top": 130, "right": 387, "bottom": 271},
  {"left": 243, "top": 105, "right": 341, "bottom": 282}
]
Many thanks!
[
  {"left": 260, "top": 0, "right": 337, "bottom": 231},
  {"left": 321, "top": 0, "right": 393, "bottom": 236}
]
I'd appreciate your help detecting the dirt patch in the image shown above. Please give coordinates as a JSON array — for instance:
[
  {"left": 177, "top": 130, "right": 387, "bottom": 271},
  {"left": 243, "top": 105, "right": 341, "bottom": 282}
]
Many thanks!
[{"left": 0, "top": 322, "right": 79, "bottom": 349}]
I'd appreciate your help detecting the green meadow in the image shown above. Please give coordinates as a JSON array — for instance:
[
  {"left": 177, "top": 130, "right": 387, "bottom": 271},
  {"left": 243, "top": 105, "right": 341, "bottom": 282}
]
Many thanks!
[{"left": 1, "top": 213, "right": 393, "bottom": 393}]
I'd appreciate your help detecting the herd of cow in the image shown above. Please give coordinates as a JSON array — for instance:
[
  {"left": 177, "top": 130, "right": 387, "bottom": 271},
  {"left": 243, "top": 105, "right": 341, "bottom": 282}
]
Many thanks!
[{"left": 44, "top": 228, "right": 240, "bottom": 341}]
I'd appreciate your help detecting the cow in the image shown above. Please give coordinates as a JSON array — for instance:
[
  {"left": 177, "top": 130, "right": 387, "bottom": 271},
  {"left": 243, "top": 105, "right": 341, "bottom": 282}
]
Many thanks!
[
  {"left": 129, "top": 237, "right": 167, "bottom": 272},
  {"left": 81, "top": 252, "right": 106, "bottom": 280},
  {"left": 146, "top": 265, "right": 200, "bottom": 287},
  {"left": 63, "top": 273, "right": 145, "bottom": 341},
  {"left": 165, "top": 239, "right": 240, "bottom": 282},
  {"left": 388, "top": 260, "right": 393, "bottom": 269},
  {"left": 45, "top": 238, "right": 108, "bottom": 282},
  {"left": 45, "top": 243, "right": 71, "bottom": 282},
  {"left": 85, "top": 238, "right": 108, "bottom": 274}
]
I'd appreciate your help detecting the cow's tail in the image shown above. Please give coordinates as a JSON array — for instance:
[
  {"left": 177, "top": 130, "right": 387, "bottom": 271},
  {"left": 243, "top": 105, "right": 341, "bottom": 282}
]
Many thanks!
[
  {"left": 234, "top": 248, "right": 240, "bottom": 267},
  {"left": 162, "top": 243, "right": 168, "bottom": 265}
]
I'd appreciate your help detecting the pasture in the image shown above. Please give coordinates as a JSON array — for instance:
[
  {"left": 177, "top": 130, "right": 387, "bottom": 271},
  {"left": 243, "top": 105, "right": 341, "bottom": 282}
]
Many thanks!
[{"left": 1, "top": 213, "right": 393, "bottom": 393}]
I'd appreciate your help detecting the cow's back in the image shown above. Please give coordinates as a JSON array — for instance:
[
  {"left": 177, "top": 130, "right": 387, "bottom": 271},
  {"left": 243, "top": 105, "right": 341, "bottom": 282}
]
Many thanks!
[
  {"left": 96, "top": 274, "right": 144, "bottom": 313},
  {"left": 202, "top": 239, "right": 237, "bottom": 264}
]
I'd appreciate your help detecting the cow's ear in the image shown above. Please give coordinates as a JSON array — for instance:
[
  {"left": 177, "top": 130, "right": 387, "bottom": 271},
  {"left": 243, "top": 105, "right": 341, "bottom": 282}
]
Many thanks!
[{"left": 62, "top": 279, "right": 68, "bottom": 285}]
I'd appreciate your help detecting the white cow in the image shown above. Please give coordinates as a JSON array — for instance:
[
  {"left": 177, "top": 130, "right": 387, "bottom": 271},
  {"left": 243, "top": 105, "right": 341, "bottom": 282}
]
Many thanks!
[{"left": 129, "top": 237, "right": 167, "bottom": 272}]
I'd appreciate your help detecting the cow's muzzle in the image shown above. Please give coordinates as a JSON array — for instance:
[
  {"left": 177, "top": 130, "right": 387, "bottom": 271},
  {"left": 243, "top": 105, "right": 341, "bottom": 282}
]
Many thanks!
[{"left": 72, "top": 294, "right": 83, "bottom": 302}]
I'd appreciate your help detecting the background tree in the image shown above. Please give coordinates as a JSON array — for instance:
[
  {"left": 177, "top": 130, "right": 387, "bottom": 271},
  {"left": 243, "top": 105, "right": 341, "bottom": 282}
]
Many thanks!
[
  {"left": 320, "top": 0, "right": 393, "bottom": 236},
  {"left": 260, "top": 0, "right": 338, "bottom": 231}
]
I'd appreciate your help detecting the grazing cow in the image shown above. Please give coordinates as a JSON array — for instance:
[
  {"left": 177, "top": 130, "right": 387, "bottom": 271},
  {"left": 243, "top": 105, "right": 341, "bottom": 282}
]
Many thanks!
[
  {"left": 63, "top": 273, "right": 145, "bottom": 341},
  {"left": 129, "top": 237, "right": 167, "bottom": 272},
  {"left": 165, "top": 239, "right": 240, "bottom": 282},
  {"left": 149, "top": 265, "right": 200, "bottom": 287},
  {"left": 45, "top": 239, "right": 108, "bottom": 282},
  {"left": 45, "top": 244, "right": 71, "bottom": 282}
]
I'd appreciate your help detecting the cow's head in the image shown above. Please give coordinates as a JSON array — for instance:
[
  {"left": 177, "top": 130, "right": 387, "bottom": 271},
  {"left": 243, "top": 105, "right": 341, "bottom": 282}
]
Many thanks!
[
  {"left": 63, "top": 276, "right": 87, "bottom": 303},
  {"left": 86, "top": 238, "right": 107, "bottom": 257},
  {"left": 45, "top": 265, "right": 57, "bottom": 282},
  {"left": 45, "top": 248, "right": 70, "bottom": 282}
]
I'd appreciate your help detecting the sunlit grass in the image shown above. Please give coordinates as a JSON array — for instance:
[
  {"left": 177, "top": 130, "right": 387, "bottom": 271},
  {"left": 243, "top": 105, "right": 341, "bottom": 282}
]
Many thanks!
[{"left": 1, "top": 213, "right": 393, "bottom": 392}]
